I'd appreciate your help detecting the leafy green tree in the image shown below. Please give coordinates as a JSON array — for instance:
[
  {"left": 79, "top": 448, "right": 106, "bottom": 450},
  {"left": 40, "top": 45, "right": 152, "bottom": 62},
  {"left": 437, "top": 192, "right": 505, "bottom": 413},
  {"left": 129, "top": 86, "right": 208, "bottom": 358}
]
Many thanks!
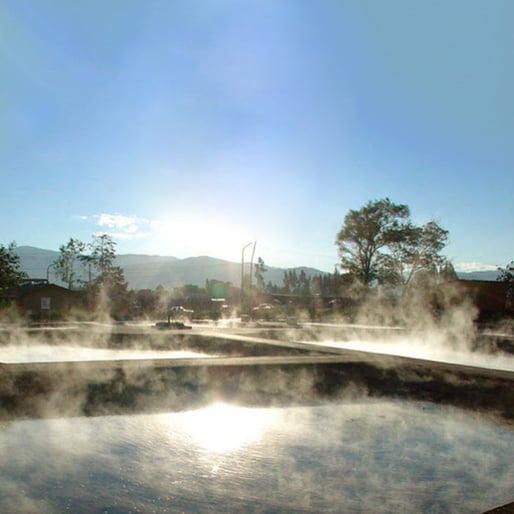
[
  {"left": 53, "top": 238, "right": 87, "bottom": 289},
  {"left": 386, "top": 221, "right": 449, "bottom": 288},
  {"left": 497, "top": 261, "right": 514, "bottom": 284},
  {"left": 280, "top": 268, "right": 313, "bottom": 295},
  {"left": 265, "top": 280, "right": 277, "bottom": 293},
  {"left": 0, "top": 242, "right": 27, "bottom": 292},
  {"left": 439, "top": 260, "right": 458, "bottom": 282},
  {"left": 135, "top": 289, "right": 158, "bottom": 314},
  {"left": 309, "top": 269, "right": 354, "bottom": 297},
  {"left": 172, "top": 284, "right": 205, "bottom": 302},
  {"left": 297, "top": 269, "right": 310, "bottom": 295},
  {"left": 205, "top": 279, "right": 236, "bottom": 300},
  {"left": 283, "top": 269, "right": 300, "bottom": 293},
  {"left": 155, "top": 284, "right": 171, "bottom": 313},
  {"left": 336, "top": 198, "right": 410, "bottom": 288},
  {"left": 101, "top": 266, "right": 129, "bottom": 314},
  {"left": 336, "top": 199, "right": 449, "bottom": 292},
  {"left": 498, "top": 261, "right": 514, "bottom": 307}
]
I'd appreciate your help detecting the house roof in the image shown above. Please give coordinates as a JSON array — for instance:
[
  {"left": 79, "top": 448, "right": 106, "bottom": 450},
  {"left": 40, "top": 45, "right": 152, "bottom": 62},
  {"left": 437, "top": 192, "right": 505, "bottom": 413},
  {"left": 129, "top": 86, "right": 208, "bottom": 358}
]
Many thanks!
[{"left": 5, "top": 282, "right": 76, "bottom": 299}]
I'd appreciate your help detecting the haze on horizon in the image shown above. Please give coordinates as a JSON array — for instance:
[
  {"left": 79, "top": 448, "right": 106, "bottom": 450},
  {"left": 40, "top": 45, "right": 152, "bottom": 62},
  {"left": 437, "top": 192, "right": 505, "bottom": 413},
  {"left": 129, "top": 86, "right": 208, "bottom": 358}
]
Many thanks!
[{"left": 1, "top": 1, "right": 512, "bottom": 273}]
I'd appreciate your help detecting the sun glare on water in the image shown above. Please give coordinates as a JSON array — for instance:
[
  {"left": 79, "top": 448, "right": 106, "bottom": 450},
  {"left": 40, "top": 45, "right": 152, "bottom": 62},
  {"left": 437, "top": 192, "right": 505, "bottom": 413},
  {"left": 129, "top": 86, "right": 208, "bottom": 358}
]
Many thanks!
[{"left": 169, "top": 403, "right": 276, "bottom": 453}]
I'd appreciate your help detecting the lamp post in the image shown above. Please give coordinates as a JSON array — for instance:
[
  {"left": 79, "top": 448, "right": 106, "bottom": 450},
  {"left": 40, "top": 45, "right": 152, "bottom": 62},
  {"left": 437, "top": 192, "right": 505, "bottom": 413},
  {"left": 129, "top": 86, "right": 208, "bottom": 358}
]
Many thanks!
[
  {"left": 248, "top": 241, "right": 257, "bottom": 309},
  {"left": 46, "top": 263, "right": 54, "bottom": 283}
]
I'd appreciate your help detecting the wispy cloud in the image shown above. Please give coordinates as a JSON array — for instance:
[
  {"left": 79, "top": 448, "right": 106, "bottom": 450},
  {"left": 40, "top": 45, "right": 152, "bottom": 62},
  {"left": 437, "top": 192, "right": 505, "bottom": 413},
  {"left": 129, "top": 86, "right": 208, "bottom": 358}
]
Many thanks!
[
  {"left": 96, "top": 214, "right": 137, "bottom": 228},
  {"left": 82, "top": 213, "right": 152, "bottom": 240}
]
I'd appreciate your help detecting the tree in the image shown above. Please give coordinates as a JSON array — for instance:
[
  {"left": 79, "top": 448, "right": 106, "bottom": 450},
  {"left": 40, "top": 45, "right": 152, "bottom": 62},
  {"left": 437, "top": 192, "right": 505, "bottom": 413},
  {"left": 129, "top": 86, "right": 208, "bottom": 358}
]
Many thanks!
[
  {"left": 205, "top": 279, "right": 233, "bottom": 299},
  {"left": 335, "top": 198, "right": 410, "bottom": 288},
  {"left": 99, "top": 266, "right": 129, "bottom": 316},
  {"left": 53, "top": 238, "right": 87, "bottom": 289},
  {"left": 89, "top": 233, "right": 117, "bottom": 275},
  {"left": 254, "top": 257, "right": 267, "bottom": 291},
  {"left": 84, "top": 234, "right": 129, "bottom": 318},
  {"left": 0, "top": 242, "right": 27, "bottom": 292},
  {"left": 155, "top": 284, "right": 170, "bottom": 312},
  {"left": 336, "top": 198, "right": 449, "bottom": 292},
  {"left": 498, "top": 261, "right": 514, "bottom": 308},
  {"left": 134, "top": 289, "right": 158, "bottom": 315},
  {"left": 497, "top": 261, "right": 514, "bottom": 285},
  {"left": 439, "top": 260, "right": 458, "bottom": 282},
  {"left": 298, "top": 269, "right": 310, "bottom": 295},
  {"left": 386, "top": 221, "right": 449, "bottom": 288}
]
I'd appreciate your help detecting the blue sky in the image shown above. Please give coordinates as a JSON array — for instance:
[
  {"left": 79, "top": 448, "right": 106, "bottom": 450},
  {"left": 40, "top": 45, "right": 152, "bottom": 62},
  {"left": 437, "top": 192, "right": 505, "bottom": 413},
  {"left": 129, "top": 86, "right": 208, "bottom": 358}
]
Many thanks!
[{"left": 1, "top": 0, "right": 512, "bottom": 272}]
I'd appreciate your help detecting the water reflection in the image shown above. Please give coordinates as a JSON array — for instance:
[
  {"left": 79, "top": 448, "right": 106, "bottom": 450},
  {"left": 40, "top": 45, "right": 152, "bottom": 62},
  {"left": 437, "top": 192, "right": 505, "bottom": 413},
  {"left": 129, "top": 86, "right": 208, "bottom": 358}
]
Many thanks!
[
  {"left": 0, "top": 400, "right": 512, "bottom": 513},
  {"left": 163, "top": 402, "right": 276, "bottom": 453}
]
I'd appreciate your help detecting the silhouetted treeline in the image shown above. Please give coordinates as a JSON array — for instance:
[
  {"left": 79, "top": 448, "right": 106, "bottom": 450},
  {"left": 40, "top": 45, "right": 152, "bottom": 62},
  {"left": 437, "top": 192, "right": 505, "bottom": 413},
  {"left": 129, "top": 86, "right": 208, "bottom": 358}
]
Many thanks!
[{"left": 264, "top": 269, "right": 349, "bottom": 297}]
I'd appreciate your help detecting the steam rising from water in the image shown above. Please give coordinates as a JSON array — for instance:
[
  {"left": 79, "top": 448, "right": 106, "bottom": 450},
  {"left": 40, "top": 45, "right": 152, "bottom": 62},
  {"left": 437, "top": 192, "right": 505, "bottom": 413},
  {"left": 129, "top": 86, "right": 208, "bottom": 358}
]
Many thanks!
[
  {"left": 308, "top": 336, "right": 514, "bottom": 372},
  {"left": 0, "top": 284, "right": 512, "bottom": 512},
  {"left": 1, "top": 400, "right": 512, "bottom": 513},
  {"left": 301, "top": 281, "right": 514, "bottom": 372},
  {"left": 0, "top": 344, "right": 213, "bottom": 363}
]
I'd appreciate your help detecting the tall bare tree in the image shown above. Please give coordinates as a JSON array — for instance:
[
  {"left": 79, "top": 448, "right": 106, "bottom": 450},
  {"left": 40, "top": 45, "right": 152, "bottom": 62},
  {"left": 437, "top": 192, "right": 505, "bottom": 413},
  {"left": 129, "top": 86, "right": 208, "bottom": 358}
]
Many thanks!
[
  {"left": 86, "top": 234, "right": 129, "bottom": 318},
  {"left": 254, "top": 257, "right": 267, "bottom": 291},
  {"left": 53, "top": 238, "right": 87, "bottom": 289}
]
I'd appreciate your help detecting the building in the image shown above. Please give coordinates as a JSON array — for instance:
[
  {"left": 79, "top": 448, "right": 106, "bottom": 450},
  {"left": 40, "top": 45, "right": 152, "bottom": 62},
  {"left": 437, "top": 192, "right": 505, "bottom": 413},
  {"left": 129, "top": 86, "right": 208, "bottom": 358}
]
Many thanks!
[
  {"left": 4, "top": 279, "right": 83, "bottom": 320},
  {"left": 457, "top": 279, "right": 512, "bottom": 318}
]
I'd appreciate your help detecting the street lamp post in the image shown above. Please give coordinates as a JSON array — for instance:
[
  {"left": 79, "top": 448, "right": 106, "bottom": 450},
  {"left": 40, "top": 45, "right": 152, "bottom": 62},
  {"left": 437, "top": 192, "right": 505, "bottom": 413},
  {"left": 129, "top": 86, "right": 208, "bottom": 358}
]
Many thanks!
[
  {"left": 248, "top": 241, "right": 257, "bottom": 309},
  {"left": 46, "top": 263, "right": 54, "bottom": 283}
]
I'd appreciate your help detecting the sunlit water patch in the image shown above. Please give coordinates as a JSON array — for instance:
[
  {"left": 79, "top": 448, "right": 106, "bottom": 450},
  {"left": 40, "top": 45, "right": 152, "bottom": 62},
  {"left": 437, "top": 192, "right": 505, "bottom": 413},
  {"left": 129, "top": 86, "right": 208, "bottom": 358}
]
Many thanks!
[
  {"left": 0, "top": 344, "right": 214, "bottom": 363},
  {"left": 167, "top": 402, "right": 275, "bottom": 453},
  {"left": 0, "top": 400, "right": 512, "bottom": 513}
]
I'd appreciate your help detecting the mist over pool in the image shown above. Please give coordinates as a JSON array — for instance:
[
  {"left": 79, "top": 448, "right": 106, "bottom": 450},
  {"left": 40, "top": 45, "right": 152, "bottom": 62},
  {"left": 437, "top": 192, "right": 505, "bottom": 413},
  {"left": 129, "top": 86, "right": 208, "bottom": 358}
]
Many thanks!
[
  {"left": 1, "top": 399, "right": 512, "bottom": 513},
  {"left": 305, "top": 337, "right": 514, "bottom": 372},
  {"left": 0, "top": 344, "right": 214, "bottom": 364}
]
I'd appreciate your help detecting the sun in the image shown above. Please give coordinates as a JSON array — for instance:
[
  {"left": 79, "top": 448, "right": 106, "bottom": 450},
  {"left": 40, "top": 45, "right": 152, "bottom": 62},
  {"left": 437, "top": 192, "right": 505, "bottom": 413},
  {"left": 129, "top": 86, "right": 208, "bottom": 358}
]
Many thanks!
[{"left": 150, "top": 215, "right": 251, "bottom": 261}]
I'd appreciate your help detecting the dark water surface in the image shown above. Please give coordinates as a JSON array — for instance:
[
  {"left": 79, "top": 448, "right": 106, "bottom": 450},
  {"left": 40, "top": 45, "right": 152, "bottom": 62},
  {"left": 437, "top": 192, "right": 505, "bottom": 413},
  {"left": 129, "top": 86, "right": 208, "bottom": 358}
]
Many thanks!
[{"left": 1, "top": 399, "right": 512, "bottom": 513}]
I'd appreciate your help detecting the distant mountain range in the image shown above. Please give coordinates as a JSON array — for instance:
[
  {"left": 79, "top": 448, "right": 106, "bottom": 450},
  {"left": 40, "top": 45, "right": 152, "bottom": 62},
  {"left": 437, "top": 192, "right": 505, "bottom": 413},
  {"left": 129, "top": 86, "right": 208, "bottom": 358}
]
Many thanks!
[
  {"left": 14, "top": 246, "right": 326, "bottom": 290},
  {"left": 454, "top": 270, "right": 499, "bottom": 281},
  {"left": 14, "top": 246, "right": 500, "bottom": 290}
]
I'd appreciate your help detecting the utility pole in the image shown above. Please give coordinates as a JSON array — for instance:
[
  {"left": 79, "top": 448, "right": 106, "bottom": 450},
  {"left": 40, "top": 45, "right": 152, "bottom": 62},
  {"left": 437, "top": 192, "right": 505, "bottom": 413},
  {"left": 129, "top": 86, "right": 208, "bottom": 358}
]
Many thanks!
[
  {"left": 46, "top": 263, "right": 54, "bottom": 283},
  {"left": 248, "top": 241, "right": 257, "bottom": 310}
]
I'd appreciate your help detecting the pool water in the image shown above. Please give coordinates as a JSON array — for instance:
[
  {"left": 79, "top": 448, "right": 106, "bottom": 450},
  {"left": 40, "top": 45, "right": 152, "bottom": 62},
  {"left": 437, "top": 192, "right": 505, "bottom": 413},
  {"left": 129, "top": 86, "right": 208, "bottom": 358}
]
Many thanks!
[{"left": 0, "top": 399, "right": 512, "bottom": 513}]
